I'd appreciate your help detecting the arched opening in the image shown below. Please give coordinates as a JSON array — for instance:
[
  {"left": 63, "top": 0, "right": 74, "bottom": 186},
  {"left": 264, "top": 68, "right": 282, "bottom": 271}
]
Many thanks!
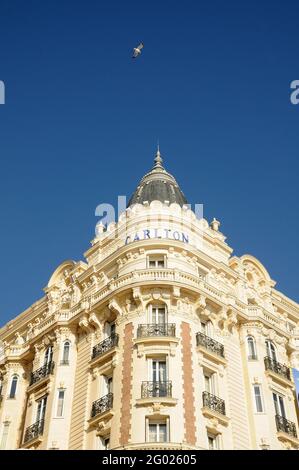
[
  {"left": 62, "top": 341, "right": 70, "bottom": 364},
  {"left": 9, "top": 375, "right": 18, "bottom": 399},
  {"left": 247, "top": 336, "right": 257, "bottom": 360}
]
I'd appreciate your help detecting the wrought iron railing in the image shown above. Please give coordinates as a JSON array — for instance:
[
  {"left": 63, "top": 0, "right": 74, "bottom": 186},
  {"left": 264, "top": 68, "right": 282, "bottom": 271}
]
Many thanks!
[
  {"left": 24, "top": 419, "right": 44, "bottom": 443},
  {"left": 264, "top": 356, "right": 291, "bottom": 381},
  {"left": 137, "top": 324, "right": 176, "bottom": 338},
  {"left": 196, "top": 332, "right": 225, "bottom": 358},
  {"left": 141, "top": 381, "right": 172, "bottom": 399},
  {"left": 275, "top": 414, "right": 297, "bottom": 438},
  {"left": 91, "top": 392, "right": 113, "bottom": 418},
  {"left": 92, "top": 334, "right": 119, "bottom": 360},
  {"left": 202, "top": 391, "right": 226, "bottom": 416},
  {"left": 30, "top": 362, "right": 54, "bottom": 386}
]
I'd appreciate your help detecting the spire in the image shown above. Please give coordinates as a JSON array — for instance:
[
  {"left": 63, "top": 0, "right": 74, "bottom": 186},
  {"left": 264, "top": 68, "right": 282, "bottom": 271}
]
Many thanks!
[{"left": 153, "top": 144, "right": 163, "bottom": 169}]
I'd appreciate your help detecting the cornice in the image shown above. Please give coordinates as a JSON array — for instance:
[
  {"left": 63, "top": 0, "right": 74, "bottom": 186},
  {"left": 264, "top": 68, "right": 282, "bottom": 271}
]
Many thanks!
[{"left": 1, "top": 265, "right": 298, "bottom": 353}]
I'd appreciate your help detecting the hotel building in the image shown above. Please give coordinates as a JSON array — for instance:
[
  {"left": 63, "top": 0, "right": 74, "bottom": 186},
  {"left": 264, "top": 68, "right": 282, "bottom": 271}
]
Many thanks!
[{"left": 0, "top": 150, "right": 299, "bottom": 450}]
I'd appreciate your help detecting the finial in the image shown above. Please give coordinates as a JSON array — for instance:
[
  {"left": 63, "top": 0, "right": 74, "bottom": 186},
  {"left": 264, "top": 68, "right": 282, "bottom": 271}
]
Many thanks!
[
  {"left": 210, "top": 217, "right": 220, "bottom": 232},
  {"left": 153, "top": 143, "right": 163, "bottom": 168}
]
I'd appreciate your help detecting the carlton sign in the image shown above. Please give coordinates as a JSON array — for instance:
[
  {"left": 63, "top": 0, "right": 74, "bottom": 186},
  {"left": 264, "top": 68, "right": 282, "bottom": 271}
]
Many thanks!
[{"left": 125, "top": 228, "right": 189, "bottom": 245}]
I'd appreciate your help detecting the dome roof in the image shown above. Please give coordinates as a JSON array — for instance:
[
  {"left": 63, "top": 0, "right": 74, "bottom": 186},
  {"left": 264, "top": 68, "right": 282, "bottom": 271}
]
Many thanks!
[{"left": 127, "top": 149, "right": 188, "bottom": 208}]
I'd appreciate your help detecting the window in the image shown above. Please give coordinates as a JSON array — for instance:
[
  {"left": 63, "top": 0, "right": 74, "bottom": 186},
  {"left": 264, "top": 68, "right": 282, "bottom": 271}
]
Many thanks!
[
  {"left": 253, "top": 385, "right": 264, "bottom": 413},
  {"left": 9, "top": 375, "right": 18, "bottom": 399},
  {"left": 36, "top": 396, "right": 47, "bottom": 423},
  {"left": 247, "top": 336, "right": 257, "bottom": 360},
  {"left": 151, "top": 359, "right": 167, "bottom": 382},
  {"left": 148, "top": 358, "right": 167, "bottom": 396},
  {"left": 207, "top": 433, "right": 219, "bottom": 450},
  {"left": 103, "top": 375, "right": 113, "bottom": 395},
  {"left": 266, "top": 340, "right": 277, "bottom": 362},
  {"left": 102, "top": 436, "right": 110, "bottom": 450},
  {"left": 148, "top": 421, "right": 167, "bottom": 443},
  {"left": 44, "top": 346, "right": 53, "bottom": 365},
  {"left": 0, "top": 423, "right": 9, "bottom": 450},
  {"left": 104, "top": 322, "right": 116, "bottom": 338},
  {"left": 286, "top": 322, "right": 295, "bottom": 334},
  {"left": 204, "top": 372, "right": 216, "bottom": 395},
  {"left": 61, "top": 341, "right": 70, "bottom": 365},
  {"left": 148, "top": 255, "right": 166, "bottom": 268},
  {"left": 150, "top": 305, "right": 166, "bottom": 324},
  {"left": 56, "top": 390, "right": 65, "bottom": 417},
  {"left": 201, "top": 321, "right": 213, "bottom": 338},
  {"left": 273, "top": 392, "right": 286, "bottom": 418}
]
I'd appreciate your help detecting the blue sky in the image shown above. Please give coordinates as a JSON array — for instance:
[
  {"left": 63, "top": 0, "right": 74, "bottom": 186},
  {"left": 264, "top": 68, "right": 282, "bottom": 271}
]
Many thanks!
[{"left": 0, "top": 0, "right": 298, "bottom": 326}]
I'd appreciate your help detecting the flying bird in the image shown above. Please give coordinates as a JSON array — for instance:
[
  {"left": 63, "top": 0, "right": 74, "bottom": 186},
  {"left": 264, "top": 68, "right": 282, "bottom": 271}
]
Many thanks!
[{"left": 132, "top": 42, "right": 144, "bottom": 59}]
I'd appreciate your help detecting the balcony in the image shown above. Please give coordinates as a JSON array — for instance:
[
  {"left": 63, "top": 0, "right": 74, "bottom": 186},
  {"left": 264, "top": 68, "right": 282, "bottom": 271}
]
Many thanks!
[
  {"left": 275, "top": 415, "right": 297, "bottom": 438},
  {"left": 142, "top": 380, "right": 172, "bottom": 398},
  {"left": 23, "top": 419, "right": 44, "bottom": 446},
  {"left": 137, "top": 323, "right": 176, "bottom": 338},
  {"left": 91, "top": 392, "right": 113, "bottom": 419},
  {"left": 29, "top": 362, "right": 54, "bottom": 387},
  {"left": 202, "top": 391, "right": 229, "bottom": 426},
  {"left": 264, "top": 356, "right": 291, "bottom": 385},
  {"left": 202, "top": 391, "right": 225, "bottom": 415},
  {"left": 196, "top": 332, "right": 226, "bottom": 364},
  {"left": 134, "top": 324, "right": 179, "bottom": 358},
  {"left": 137, "top": 381, "right": 177, "bottom": 408},
  {"left": 91, "top": 334, "right": 119, "bottom": 361}
]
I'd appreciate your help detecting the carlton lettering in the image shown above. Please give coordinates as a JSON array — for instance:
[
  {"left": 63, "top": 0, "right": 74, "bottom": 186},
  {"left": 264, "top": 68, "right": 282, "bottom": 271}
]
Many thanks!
[{"left": 125, "top": 228, "right": 189, "bottom": 245}]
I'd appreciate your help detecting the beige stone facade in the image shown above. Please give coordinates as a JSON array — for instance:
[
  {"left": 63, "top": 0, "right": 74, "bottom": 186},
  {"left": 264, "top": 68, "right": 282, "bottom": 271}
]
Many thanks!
[{"left": 0, "top": 153, "right": 299, "bottom": 450}]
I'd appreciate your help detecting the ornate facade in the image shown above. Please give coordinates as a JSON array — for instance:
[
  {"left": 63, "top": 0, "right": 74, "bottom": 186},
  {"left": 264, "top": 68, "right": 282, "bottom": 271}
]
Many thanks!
[{"left": 0, "top": 150, "right": 299, "bottom": 450}]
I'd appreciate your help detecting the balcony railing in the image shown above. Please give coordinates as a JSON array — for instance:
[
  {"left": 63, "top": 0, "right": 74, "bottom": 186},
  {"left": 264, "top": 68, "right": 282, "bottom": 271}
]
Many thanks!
[
  {"left": 24, "top": 419, "right": 44, "bottom": 444},
  {"left": 202, "top": 391, "right": 226, "bottom": 416},
  {"left": 141, "top": 381, "right": 172, "bottom": 399},
  {"left": 137, "top": 324, "right": 176, "bottom": 338},
  {"left": 196, "top": 332, "right": 225, "bottom": 358},
  {"left": 91, "top": 393, "right": 113, "bottom": 418},
  {"left": 275, "top": 414, "right": 297, "bottom": 438},
  {"left": 92, "top": 334, "right": 119, "bottom": 360},
  {"left": 30, "top": 362, "right": 54, "bottom": 386},
  {"left": 264, "top": 356, "right": 291, "bottom": 381}
]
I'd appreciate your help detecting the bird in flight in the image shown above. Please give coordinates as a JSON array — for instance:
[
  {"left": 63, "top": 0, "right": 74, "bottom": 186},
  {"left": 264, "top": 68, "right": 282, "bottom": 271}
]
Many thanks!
[{"left": 132, "top": 42, "right": 144, "bottom": 59}]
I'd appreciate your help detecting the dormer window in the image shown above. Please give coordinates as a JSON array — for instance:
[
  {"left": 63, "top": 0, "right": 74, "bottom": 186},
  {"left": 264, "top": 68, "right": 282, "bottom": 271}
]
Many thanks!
[{"left": 148, "top": 255, "right": 166, "bottom": 268}]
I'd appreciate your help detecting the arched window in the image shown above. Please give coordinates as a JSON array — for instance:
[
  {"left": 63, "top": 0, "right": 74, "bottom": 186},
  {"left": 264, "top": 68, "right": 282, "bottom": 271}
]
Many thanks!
[
  {"left": 247, "top": 336, "right": 257, "bottom": 360},
  {"left": 266, "top": 340, "right": 277, "bottom": 362},
  {"left": 44, "top": 346, "right": 53, "bottom": 366},
  {"left": 9, "top": 375, "right": 18, "bottom": 399},
  {"left": 62, "top": 341, "right": 70, "bottom": 365}
]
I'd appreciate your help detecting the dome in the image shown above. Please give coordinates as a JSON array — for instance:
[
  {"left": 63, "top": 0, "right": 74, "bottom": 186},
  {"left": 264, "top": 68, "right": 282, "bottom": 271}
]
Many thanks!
[{"left": 127, "top": 149, "right": 188, "bottom": 208}]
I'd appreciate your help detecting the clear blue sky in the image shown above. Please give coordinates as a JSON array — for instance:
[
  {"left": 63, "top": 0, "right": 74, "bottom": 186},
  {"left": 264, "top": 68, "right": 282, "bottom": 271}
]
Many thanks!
[{"left": 0, "top": 1, "right": 298, "bottom": 326}]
